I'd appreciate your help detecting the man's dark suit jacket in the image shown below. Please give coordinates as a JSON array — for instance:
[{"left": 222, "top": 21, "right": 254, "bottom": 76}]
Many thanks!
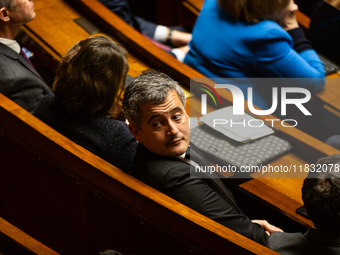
[
  {"left": 267, "top": 228, "right": 340, "bottom": 254},
  {"left": 132, "top": 143, "right": 268, "bottom": 245},
  {"left": 0, "top": 43, "right": 51, "bottom": 113}
]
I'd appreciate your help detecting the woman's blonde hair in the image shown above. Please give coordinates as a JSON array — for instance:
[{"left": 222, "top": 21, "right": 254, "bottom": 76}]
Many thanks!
[
  {"left": 53, "top": 36, "right": 129, "bottom": 118},
  {"left": 218, "top": 0, "right": 290, "bottom": 22}
]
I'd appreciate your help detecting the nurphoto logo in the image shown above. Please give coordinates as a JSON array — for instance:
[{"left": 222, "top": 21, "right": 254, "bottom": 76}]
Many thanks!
[
  {"left": 197, "top": 82, "right": 223, "bottom": 115},
  {"left": 194, "top": 78, "right": 314, "bottom": 128}
]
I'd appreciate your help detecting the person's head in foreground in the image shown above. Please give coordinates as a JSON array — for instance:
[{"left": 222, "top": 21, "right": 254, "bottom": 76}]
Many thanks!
[
  {"left": 99, "top": 249, "right": 124, "bottom": 255},
  {"left": 53, "top": 35, "right": 128, "bottom": 119},
  {"left": 122, "top": 70, "right": 190, "bottom": 157},
  {"left": 303, "top": 153, "right": 340, "bottom": 233}
]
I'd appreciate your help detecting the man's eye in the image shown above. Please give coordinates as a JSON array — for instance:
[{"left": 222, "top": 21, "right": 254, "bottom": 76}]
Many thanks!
[
  {"left": 173, "top": 114, "right": 182, "bottom": 120},
  {"left": 153, "top": 121, "right": 161, "bottom": 127}
]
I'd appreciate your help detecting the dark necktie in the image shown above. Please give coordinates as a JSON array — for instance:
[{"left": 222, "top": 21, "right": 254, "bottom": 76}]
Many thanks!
[
  {"left": 19, "top": 48, "right": 44, "bottom": 81},
  {"left": 19, "top": 48, "right": 34, "bottom": 67}
]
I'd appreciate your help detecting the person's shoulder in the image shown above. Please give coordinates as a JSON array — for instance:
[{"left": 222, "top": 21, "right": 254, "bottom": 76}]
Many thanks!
[
  {"left": 255, "top": 20, "right": 292, "bottom": 43},
  {"left": 33, "top": 94, "right": 57, "bottom": 121},
  {"left": 0, "top": 42, "right": 14, "bottom": 55},
  {"left": 0, "top": 51, "right": 48, "bottom": 89},
  {"left": 133, "top": 144, "right": 188, "bottom": 187},
  {"left": 38, "top": 93, "right": 55, "bottom": 103},
  {"left": 92, "top": 117, "right": 134, "bottom": 142},
  {"left": 105, "top": 118, "right": 130, "bottom": 131},
  {"left": 0, "top": 51, "right": 16, "bottom": 79},
  {"left": 0, "top": 44, "right": 20, "bottom": 68},
  {"left": 33, "top": 93, "right": 55, "bottom": 111},
  {"left": 135, "top": 144, "right": 185, "bottom": 172},
  {"left": 250, "top": 21, "right": 293, "bottom": 57}
]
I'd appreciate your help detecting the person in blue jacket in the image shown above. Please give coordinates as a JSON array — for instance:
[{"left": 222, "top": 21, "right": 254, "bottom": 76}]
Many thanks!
[{"left": 184, "top": 0, "right": 325, "bottom": 111}]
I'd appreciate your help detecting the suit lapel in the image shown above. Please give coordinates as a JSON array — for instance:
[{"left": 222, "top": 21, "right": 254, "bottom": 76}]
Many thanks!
[
  {"left": 0, "top": 43, "right": 43, "bottom": 80},
  {"left": 187, "top": 144, "right": 243, "bottom": 213},
  {"left": 18, "top": 54, "right": 42, "bottom": 79},
  {"left": 138, "top": 143, "right": 245, "bottom": 214}
]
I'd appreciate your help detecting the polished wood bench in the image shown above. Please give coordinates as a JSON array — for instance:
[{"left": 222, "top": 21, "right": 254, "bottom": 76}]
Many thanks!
[
  {"left": 0, "top": 93, "right": 281, "bottom": 255},
  {"left": 0, "top": 217, "right": 60, "bottom": 255}
]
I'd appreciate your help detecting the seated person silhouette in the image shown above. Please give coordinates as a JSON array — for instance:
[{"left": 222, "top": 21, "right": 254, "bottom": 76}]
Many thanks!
[
  {"left": 34, "top": 36, "right": 137, "bottom": 174},
  {"left": 0, "top": 0, "right": 51, "bottom": 113},
  {"left": 267, "top": 153, "right": 340, "bottom": 254},
  {"left": 98, "top": 0, "right": 191, "bottom": 62},
  {"left": 122, "top": 70, "right": 282, "bottom": 245}
]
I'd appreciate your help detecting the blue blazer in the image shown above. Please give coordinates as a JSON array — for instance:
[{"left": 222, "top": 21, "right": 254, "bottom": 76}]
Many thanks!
[{"left": 184, "top": 0, "right": 325, "bottom": 110}]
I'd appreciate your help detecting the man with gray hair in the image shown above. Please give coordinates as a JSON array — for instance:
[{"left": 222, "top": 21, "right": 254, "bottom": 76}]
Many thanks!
[
  {"left": 267, "top": 153, "right": 340, "bottom": 254},
  {"left": 122, "top": 70, "right": 282, "bottom": 245},
  {"left": 0, "top": 0, "right": 51, "bottom": 113}
]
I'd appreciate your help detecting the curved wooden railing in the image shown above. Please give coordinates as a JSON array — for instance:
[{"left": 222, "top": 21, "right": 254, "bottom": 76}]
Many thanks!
[
  {"left": 0, "top": 217, "right": 60, "bottom": 255},
  {"left": 0, "top": 93, "right": 279, "bottom": 255}
]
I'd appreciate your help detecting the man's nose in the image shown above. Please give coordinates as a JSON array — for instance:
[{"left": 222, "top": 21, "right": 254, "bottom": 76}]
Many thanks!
[{"left": 167, "top": 120, "right": 179, "bottom": 135}]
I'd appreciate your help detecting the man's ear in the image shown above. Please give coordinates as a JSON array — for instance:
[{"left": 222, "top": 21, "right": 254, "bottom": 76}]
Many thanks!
[
  {"left": 0, "top": 7, "right": 10, "bottom": 22},
  {"left": 128, "top": 124, "right": 142, "bottom": 143}
]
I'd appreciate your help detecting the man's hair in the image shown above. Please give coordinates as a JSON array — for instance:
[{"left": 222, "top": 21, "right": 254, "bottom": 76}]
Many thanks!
[
  {"left": 218, "top": 0, "right": 290, "bottom": 23},
  {"left": 122, "top": 70, "right": 186, "bottom": 128},
  {"left": 99, "top": 250, "right": 124, "bottom": 255},
  {"left": 302, "top": 154, "right": 340, "bottom": 232},
  {"left": 52, "top": 35, "right": 128, "bottom": 118},
  {"left": 0, "top": 0, "right": 13, "bottom": 10}
]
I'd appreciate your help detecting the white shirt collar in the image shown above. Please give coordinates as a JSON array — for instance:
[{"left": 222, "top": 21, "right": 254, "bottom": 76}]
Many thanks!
[
  {"left": 0, "top": 37, "right": 21, "bottom": 54},
  {"left": 178, "top": 152, "right": 186, "bottom": 159}
]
